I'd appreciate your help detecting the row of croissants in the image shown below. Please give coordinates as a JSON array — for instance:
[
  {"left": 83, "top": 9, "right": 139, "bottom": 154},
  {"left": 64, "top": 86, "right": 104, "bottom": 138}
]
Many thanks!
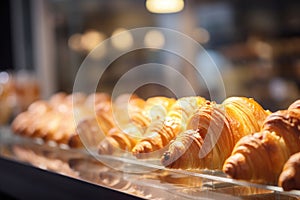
[{"left": 11, "top": 92, "right": 300, "bottom": 191}]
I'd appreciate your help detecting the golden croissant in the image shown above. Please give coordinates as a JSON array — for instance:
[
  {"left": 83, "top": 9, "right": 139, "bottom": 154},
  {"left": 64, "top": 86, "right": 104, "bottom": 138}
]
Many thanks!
[
  {"left": 12, "top": 92, "right": 110, "bottom": 145},
  {"left": 161, "top": 97, "right": 270, "bottom": 170},
  {"left": 278, "top": 152, "right": 300, "bottom": 191},
  {"left": 114, "top": 96, "right": 174, "bottom": 129},
  {"left": 223, "top": 100, "right": 300, "bottom": 184},
  {"left": 132, "top": 96, "right": 207, "bottom": 158},
  {"left": 97, "top": 97, "right": 147, "bottom": 154},
  {"left": 98, "top": 96, "right": 175, "bottom": 154},
  {"left": 70, "top": 94, "right": 141, "bottom": 148}
]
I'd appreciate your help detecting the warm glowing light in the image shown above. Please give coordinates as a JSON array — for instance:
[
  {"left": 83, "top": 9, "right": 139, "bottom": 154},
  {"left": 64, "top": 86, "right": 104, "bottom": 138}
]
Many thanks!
[
  {"left": 144, "top": 30, "right": 165, "bottom": 49},
  {"left": 111, "top": 28, "right": 133, "bottom": 51},
  {"left": 192, "top": 28, "right": 210, "bottom": 44},
  {"left": 253, "top": 41, "right": 273, "bottom": 59},
  {"left": 146, "top": 0, "right": 184, "bottom": 14},
  {"left": 68, "top": 33, "right": 83, "bottom": 52},
  {"left": 248, "top": 37, "right": 273, "bottom": 59},
  {"left": 68, "top": 30, "right": 106, "bottom": 52},
  {"left": 81, "top": 30, "right": 106, "bottom": 52}
]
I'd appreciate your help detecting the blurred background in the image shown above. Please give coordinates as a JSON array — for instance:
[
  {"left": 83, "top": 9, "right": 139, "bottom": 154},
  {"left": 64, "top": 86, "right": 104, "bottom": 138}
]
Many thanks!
[{"left": 1, "top": 0, "right": 300, "bottom": 122}]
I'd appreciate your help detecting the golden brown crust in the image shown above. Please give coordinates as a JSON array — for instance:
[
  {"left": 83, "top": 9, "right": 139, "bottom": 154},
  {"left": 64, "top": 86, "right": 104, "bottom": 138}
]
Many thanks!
[
  {"left": 95, "top": 101, "right": 115, "bottom": 134},
  {"left": 223, "top": 99, "right": 300, "bottom": 185},
  {"left": 161, "top": 129, "right": 205, "bottom": 169},
  {"left": 263, "top": 110, "right": 300, "bottom": 153},
  {"left": 278, "top": 152, "right": 300, "bottom": 191},
  {"left": 68, "top": 134, "right": 83, "bottom": 148},
  {"left": 135, "top": 96, "right": 176, "bottom": 128},
  {"left": 223, "top": 97, "right": 268, "bottom": 132},
  {"left": 223, "top": 131, "right": 287, "bottom": 184},
  {"left": 162, "top": 97, "right": 269, "bottom": 170},
  {"left": 98, "top": 127, "right": 140, "bottom": 155},
  {"left": 12, "top": 92, "right": 111, "bottom": 147},
  {"left": 171, "top": 104, "right": 231, "bottom": 169},
  {"left": 69, "top": 117, "right": 106, "bottom": 148},
  {"left": 132, "top": 97, "right": 206, "bottom": 158},
  {"left": 97, "top": 97, "right": 175, "bottom": 155}
]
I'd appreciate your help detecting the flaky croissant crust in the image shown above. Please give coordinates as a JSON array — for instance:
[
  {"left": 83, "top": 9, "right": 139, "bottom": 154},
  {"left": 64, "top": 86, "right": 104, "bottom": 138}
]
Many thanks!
[
  {"left": 161, "top": 97, "right": 269, "bottom": 170},
  {"left": 278, "top": 152, "right": 300, "bottom": 191},
  {"left": 132, "top": 97, "right": 207, "bottom": 158},
  {"left": 12, "top": 92, "right": 111, "bottom": 146},
  {"left": 97, "top": 96, "right": 175, "bottom": 155},
  {"left": 223, "top": 99, "right": 300, "bottom": 185}
]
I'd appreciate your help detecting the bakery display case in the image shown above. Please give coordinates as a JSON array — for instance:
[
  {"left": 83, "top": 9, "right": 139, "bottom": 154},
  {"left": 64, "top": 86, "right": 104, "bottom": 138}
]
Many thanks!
[
  {"left": 1, "top": 121, "right": 300, "bottom": 200},
  {"left": 1, "top": 0, "right": 300, "bottom": 199}
]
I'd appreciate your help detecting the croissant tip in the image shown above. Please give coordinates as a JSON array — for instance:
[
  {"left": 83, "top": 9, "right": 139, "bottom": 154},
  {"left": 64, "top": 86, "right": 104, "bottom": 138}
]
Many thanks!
[
  {"left": 132, "top": 146, "right": 145, "bottom": 159},
  {"left": 279, "top": 179, "right": 294, "bottom": 191},
  {"left": 68, "top": 135, "right": 83, "bottom": 148},
  {"left": 222, "top": 162, "right": 236, "bottom": 178},
  {"left": 132, "top": 146, "right": 141, "bottom": 154},
  {"left": 132, "top": 141, "right": 153, "bottom": 154},
  {"left": 279, "top": 171, "right": 298, "bottom": 191}
]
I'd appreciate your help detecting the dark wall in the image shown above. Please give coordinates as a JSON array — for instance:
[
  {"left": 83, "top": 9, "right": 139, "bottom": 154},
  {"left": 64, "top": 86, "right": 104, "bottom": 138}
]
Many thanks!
[{"left": 0, "top": 0, "right": 13, "bottom": 71}]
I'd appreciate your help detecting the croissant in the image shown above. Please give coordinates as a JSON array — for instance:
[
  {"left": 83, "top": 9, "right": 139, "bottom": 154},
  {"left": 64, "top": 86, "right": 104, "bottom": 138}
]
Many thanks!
[
  {"left": 132, "top": 96, "right": 175, "bottom": 128},
  {"left": 70, "top": 94, "right": 152, "bottom": 149},
  {"left": 12, "top": 100, "right": 50, "bottom": 136},
  {"left": 70, "top": 95, "right": 143, "bottom": 149},
  {"left": 12, "top": 92, "right": 110, "bottom": 146},
  {"left": 84, "top": 92, "right": 111, "bottom": 108},
  {"left": 161, "top": 97, "right": 270, "bottom": 170},
  {"left": 132, "top": 96, "right": 207, "bottom": 158},
  {"left": 12, "top": 93, "right": 82, "bottom": 143},
  {"left": 97, "top": 97, "right": 145, "bottom": 154},
  {"left": 223, "top": 99, "right": 300, "bottom": 184},
  {"left": 278, "top": 152, "right": 300, "bottom": 191},
  {"left": 98, "top": 125, "right": 143, "bottom": 154},
  {"left": 93, "top": 101, "right": 115, "bottom": 135},
  {"left": 98, "top": 97, "right": 175, "bottom": 154},
  {"left": 69, "top": 117, "right": 106, "bottom": 148},
  {"left": 96, "top": 96, "right": 146, "bottom": 136}
]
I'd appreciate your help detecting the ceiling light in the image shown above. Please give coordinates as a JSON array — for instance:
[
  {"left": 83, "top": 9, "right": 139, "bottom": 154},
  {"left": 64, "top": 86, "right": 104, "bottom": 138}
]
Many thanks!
[{"left": 146, "top": 0, "right": 184, "bottom": 14}]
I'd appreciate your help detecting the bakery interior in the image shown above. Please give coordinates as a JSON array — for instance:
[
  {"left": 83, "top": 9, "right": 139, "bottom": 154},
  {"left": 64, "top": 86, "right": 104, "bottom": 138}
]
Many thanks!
[{"left": 1, "top": 0, "right": 300, "bottom": 199}]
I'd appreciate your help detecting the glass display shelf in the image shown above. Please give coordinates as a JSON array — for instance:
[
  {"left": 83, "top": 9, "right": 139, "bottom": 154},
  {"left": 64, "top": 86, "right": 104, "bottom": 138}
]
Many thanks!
[{"left": 0, "top": 126, "right": 300, "bottom": 200}]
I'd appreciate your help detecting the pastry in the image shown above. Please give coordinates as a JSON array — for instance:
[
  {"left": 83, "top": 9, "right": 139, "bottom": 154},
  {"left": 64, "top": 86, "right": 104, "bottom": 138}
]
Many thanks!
[
  {"left": 278, "top": 152, "right": 300, "bottom": 191},
  {"left": 132, "top": 96, "right": 207, "bottom": 158},
  {"left": 161, "top": 97, "right": 269, "bottom": 170},
  {"left": 98, "top": 97, "right": 175, "bottom": 154},
  {"left": 12, "top": 92, "right": 110, "bottom": 146},
  {"left": 223, "top": 99, "right": 300, "bottom": 184}
]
